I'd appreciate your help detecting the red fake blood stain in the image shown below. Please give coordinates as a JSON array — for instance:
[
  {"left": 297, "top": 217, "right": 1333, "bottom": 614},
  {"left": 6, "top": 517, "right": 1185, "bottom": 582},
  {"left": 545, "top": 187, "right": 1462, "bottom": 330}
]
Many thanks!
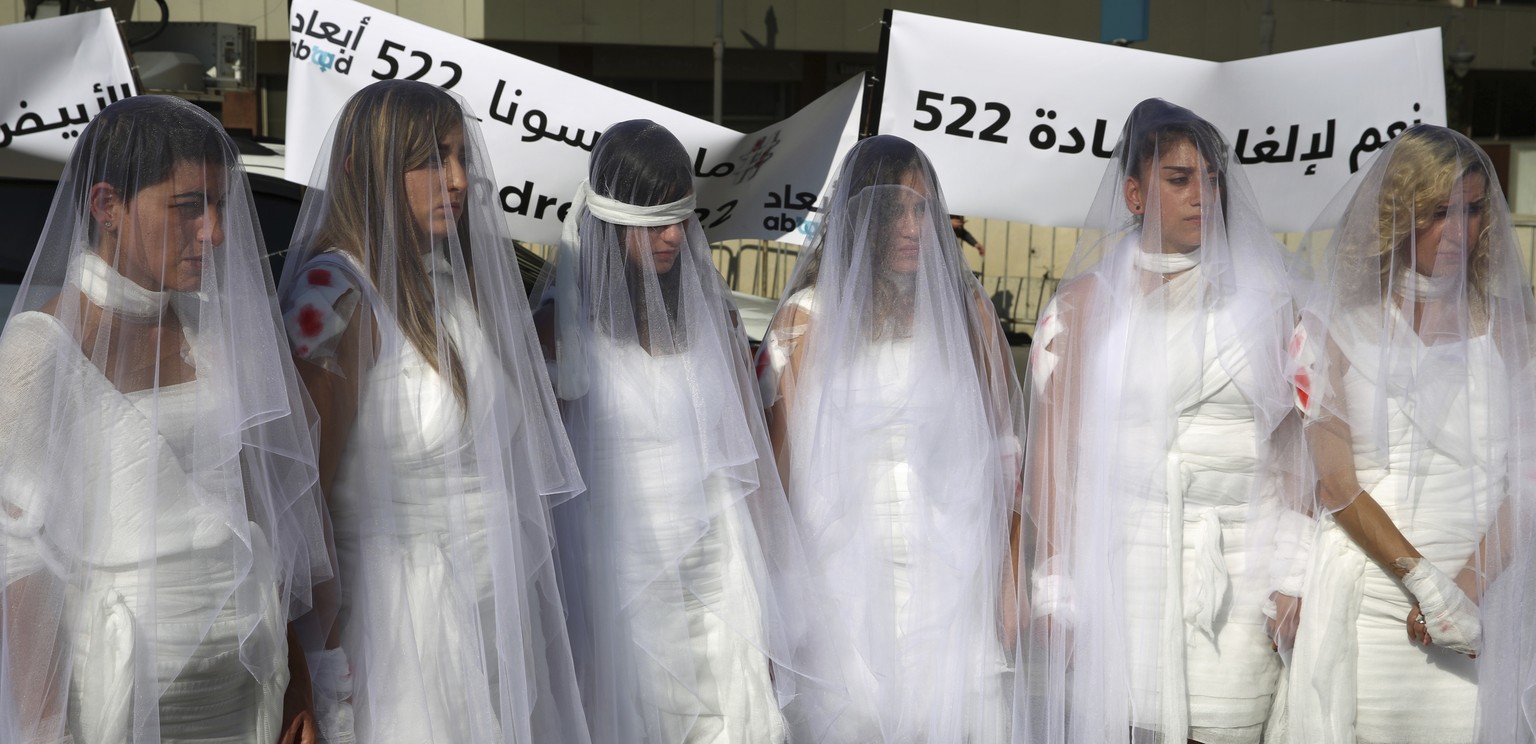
[{"left": 296, "top": 304, "right": 325, "bottom": 338}]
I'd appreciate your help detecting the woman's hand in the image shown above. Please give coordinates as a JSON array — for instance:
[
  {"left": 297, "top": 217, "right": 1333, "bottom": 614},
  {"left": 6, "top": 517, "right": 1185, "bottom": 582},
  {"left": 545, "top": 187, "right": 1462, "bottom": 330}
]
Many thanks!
[
  {"left": 1399, "top": 560, "right": 1481, "bottom": 657},
  {"left": 1266, "top": 592, "right": 1302, "bottom": 654},
  {"left": 1404, "top": 603, "right": 1477, "bottom": 658},
  {"left": 1406, "top": 603, "right": 1432, "bottom": 648},
  {"left": 278, "top": 710, "right": 318, "bottom": 744},
  {"left": 1024, "top": 570, "right": 1075, "bottom": 665},
  {"left": 280, "top": 625, "right": 319, "bottom": 744}
]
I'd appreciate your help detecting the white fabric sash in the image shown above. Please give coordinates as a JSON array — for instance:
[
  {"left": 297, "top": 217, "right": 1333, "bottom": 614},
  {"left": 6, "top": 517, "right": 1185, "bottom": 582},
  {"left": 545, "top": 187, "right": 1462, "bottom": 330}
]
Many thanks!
[
  {"left": 72, "top": 250, "right": 169, "bottom": 320},
  {"left": 1135, "top": 248, "right": 1202, "bottom": 275},
  {"left": 1394, "top": 267, "right": 1457, "bottom": 304},
  {"left": 1287, "top": 522, "right": 1366, "bottom": 743},
  {"left": 76, "top": 590, "right": 134, "bottom": 744}
]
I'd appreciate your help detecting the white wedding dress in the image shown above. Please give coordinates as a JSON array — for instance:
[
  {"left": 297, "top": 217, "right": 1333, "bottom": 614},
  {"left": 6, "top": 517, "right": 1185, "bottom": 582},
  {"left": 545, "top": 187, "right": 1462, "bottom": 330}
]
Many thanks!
[
  {"left": 767, "top": 288, "right": 1011, "bottom": 744},
  {"left": 1288, "top": 304, "right": 1500, "bottom": 744},
  {"left": 1031, "top": 261, "right": 1285, "bottom": 743},
  {"left": 1115, "top": 271, "right": 1282, "bottom": 743},
  {"left": 0, "top": 311, "right": 288, "bottom": 744},
  {"left": 568, "top": 337, "right": 784, "bottom": 744},
  {"left": 290, "top": 252, "right": 527, "bottom": 742}
]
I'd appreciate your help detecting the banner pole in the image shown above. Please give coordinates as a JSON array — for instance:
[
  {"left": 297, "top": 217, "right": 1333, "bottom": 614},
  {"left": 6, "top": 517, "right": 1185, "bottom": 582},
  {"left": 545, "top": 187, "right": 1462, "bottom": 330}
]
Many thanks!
[
  {"left": 713, "top": 0, "right": 724, "bottom": 124},
  {"left": 860, "top": 8, "right": 892, "bottom": 139},
  {"left": 110, "top": 6, "right": 147, "bottom": 96}
]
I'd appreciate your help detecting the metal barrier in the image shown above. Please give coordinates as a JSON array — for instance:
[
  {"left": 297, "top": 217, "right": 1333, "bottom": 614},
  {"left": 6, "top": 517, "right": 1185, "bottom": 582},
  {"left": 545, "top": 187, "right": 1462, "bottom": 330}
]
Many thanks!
[
  {"left": 710, "top": 243, "right": 738, "bottom": 289},
  {"left": 1519, "top": 219, "right": 1536, "bottom": 289},
  {"left": 983, "top": 273, "right": 1060, "bottom": 336},
  {"left": 710, "top": 241, "right": 803, "bottom": 300}
]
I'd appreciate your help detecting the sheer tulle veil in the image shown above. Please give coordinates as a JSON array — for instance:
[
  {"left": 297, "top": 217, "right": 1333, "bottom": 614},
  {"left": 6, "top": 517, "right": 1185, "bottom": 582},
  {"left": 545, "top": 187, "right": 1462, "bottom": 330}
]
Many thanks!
[{"left": 0, "top": 95, "right": 330, "bottom": 743}]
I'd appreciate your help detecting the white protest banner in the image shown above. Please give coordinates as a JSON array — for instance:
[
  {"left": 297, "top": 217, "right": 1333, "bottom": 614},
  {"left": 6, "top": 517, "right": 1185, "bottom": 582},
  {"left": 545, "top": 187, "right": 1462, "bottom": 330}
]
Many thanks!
[
  {"left": 286, "top": 0, "right": 861, "bottom": 244},
  {"left": 879, "top": 10, "right": 1444, "bottom": 231},
  {"left": 717, "top": 74, "right": 865, "bottom": 243},
  {"left": 0, "top": 10, "right": 136, "bottom": 177}
]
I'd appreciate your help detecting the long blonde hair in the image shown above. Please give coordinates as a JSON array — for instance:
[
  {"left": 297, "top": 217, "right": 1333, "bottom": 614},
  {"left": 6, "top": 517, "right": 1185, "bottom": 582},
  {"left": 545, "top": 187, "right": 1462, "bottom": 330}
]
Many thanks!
[
  {"left": 1374, "top": 126, "right": 1493, "bottom": 302},
  {"left": 314, "top": 81, "right": 469, "bottom": 405}
]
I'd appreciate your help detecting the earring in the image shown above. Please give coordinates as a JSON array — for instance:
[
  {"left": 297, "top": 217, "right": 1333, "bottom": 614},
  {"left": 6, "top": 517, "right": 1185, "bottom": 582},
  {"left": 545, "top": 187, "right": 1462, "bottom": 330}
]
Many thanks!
[{"left": 104, "top": 221, "right": 114, "bottom": 229}]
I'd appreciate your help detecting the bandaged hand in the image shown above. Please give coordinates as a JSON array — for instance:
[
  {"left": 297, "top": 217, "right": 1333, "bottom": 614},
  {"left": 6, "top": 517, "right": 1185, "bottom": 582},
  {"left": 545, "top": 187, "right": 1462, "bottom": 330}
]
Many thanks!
[
  {"left": 307, "top": 647, "right": 357, "bottom": 744},
  {"left": 1397, "top": 558, "right": 1480, "bottom": 656},
  {"left": 1030, "top": 555, "right": 1075, "bottom": 629}
]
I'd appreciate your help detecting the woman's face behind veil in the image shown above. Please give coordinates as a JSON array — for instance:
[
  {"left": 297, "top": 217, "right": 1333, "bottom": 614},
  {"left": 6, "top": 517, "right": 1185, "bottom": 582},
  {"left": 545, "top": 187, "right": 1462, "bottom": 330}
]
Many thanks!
[
  {"left": 623, "top": 220, "right": 686, "bottom": 275},
  {"left": 1408, "top": 170, "right": 1487, "bottom": 279},
  {"left": 1126, "top": 137, "right": 1219, "bottom": 254},
  {"left": 97, "top": 159, "right": 228, "bottom": 293},
  {"left": 402, "top": 125, "right": 467, "bottom": 242},
  {"left": 877, "top": 168, "right": 930, "bottom": 276}
]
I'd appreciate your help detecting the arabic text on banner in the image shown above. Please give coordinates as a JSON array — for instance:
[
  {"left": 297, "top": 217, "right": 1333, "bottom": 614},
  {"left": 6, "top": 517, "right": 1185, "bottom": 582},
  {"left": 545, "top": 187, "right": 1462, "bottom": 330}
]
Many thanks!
[
  {"left": 878, "top": 10, "right": 1445, "bottom": 232},
  {"left": 0, "top": 10, "right": 137, "bottom": 176},
  {"left": 286, "top": 0, "right": 863, "bottom": 244}
]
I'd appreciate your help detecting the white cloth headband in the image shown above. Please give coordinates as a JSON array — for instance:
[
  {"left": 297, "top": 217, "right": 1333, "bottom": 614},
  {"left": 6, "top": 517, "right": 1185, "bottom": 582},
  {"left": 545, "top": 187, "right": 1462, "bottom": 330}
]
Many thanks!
[
  {"left": 583, "top": 187, "right": 697, "bottom": 227},
  {"left": 552, "top": 180, "right": 698, "bottom": 400},
  {"left": 559, "top": 179, "right": 697, "bottom": 256}
]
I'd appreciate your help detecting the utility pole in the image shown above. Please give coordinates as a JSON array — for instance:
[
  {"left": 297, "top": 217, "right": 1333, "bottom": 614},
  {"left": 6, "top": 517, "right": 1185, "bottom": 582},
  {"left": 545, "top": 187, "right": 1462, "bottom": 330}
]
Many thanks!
[
  {"left": 713, "top": 0, "right": 724, "bottom": 124},
  {"left": 1260, "top": 0, "right": 1275, "bottom": 55}
]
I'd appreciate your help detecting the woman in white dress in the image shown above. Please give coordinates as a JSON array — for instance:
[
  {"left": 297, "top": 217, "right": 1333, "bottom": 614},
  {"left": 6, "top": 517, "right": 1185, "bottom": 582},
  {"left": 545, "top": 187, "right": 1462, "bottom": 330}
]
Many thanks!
[
  {"left": 278, "top": 80, "right": 589, "bottom": 744},
  {"left": 1285, "top": 125, "right": 1536, "bottom": 744},
  {"left": 536, "top": 119, "right": 809, "bottom": 744},
  {"left": 0, "top": 96, "right": 331, "bottom": 743},
  {"left": 1016, "top": 98, "right": 1302, "bottom": 744},
  {"left": 758, "top": 134, "right": 1023, "bottom": 743}
]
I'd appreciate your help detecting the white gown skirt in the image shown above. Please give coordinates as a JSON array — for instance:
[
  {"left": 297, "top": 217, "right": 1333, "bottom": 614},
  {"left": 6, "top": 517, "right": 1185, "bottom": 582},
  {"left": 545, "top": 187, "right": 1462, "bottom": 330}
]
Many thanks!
[
  {"left": 1352, "top": 472, "right": 1483, "bottom": 744},
  {"left": 589, "top": 343, "right": 783, "bottom": 744},
  {"left": 618, "top": 473, "right": 784, "bottom": 744},
  {"left": 66, "top": 550, "right": 287, "bottom": 744}
]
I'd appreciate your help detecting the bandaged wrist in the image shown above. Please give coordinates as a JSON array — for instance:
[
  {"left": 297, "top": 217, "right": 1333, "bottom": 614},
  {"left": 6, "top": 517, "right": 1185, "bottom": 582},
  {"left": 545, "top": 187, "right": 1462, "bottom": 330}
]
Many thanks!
[
  {"left": 306, "top": 646, "right": 353, "bottom": 694},
  {"left": 1270, "top": 509, "right": 1315, "bottom": 597},
  {"left": 1398, "top": 557, "right": 1481, "bottom": 655},
  {"left": 1029, "top": 556, "right": 1076, "bottom": 627},
  {"left": 307, "top": 647, "right": 357, "bottom": 744}
]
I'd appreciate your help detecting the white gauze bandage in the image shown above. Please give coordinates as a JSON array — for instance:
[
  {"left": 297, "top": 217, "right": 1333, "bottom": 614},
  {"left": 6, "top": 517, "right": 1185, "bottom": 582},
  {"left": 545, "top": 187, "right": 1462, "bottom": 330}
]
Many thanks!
[
  {"left": 1030, "top": 555, "right": 1076, "bottom": 628},
  {"left": 1398, "top": 557, "right": 1481, "bottom": 656}
]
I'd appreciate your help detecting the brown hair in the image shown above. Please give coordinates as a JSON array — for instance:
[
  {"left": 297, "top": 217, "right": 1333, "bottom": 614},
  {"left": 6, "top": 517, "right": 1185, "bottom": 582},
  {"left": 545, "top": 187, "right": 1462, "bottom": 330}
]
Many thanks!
[
  {"left": 1119, "top": 98, "right": 1230, "bottom": 221},
  {"left": 313, "top": 80, "right": 469, "bottom": 405},
  {"left": 71, "top": 96, "right": 228, "bottom": 243},
  {"left": 790, "top": 135, "right": 958, "bottom": 337}
]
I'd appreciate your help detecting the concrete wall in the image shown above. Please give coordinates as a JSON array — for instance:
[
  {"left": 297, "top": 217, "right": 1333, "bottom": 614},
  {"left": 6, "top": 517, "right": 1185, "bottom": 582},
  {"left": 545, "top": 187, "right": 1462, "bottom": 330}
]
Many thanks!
[
  {"left": 3, "top": 1, "right": 1533, "bottom": 71},
  {"left": 0, "top": 0, "right": 482, "bottom": 39},
  {"left": 480, "top": 0, "right": 1533, "bottom": 71},
  {"left": 477, "top": 0, "right": 1536, "bottom": 69}
]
